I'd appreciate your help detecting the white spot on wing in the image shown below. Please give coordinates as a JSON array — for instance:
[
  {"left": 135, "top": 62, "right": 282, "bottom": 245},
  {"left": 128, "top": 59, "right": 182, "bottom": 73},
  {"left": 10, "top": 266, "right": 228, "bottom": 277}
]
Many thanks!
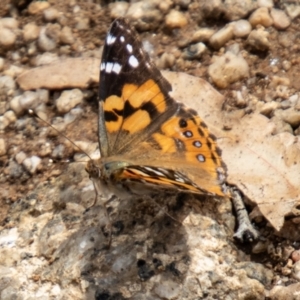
[
  {"left": 105, "top": 62, "right": 113, "bottom": 73},
  {"left": 175, "top": 176, "right": 185, "bottom": 183},
  {"left": 126, "top": 44, "right": 133, "bottom": 53},
  {"left": 144, "top": 167, "right": 165, "bottom": 177},
  {"left": 120, "top": 36, "right": 125, "bottom": 42},
  {"left": 112, "top": 62, "right": 122, "bottom": 74},
  {"left": 106, "top": 34, "right": 116, "bottom": 45},
  {"left": 100, "top": 62, "right": 105, "bottom": 71},
  {"left": 129, "top": 55, "right": 139, "bottom": 68}
]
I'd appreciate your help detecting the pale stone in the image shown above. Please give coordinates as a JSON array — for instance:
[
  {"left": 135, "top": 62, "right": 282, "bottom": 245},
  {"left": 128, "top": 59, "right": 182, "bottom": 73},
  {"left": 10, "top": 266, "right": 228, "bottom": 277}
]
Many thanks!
[
  {"left": 270, "top": 8, "right": 291, "bottom": 30},
  {"left": 249, "top": 7, "right": 273, "bottom": 27},
  {"left": 56, "top": 89, "right": 83, "bottom": 113},
  {"left": 208, "top": 51, "right": 249, "bottom": 88},
  {"left": 0, "top": 138, "right": 6, "bottom": 156},
  {"left": 23, "top": 23, "right": 40, "bottom": 42},
  {"left": 209, "top": 24, "right": 234, "bottom": 49},
  {"left": 165, "top": 10, "right": 188, "bottom": 29}
]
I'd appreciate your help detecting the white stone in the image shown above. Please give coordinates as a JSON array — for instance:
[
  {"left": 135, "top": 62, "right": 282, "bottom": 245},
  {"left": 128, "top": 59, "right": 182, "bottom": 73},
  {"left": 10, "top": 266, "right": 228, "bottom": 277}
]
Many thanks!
[
  {"left": 36, "top": 89, "right": 49, "bottom": 104},
  {"left": 270, "top": 8, "right": 291, "bottom": 30},
  {"left": 56, "top": 89, "right": 84, "bottom": 113},
  {"left": 209, "top": 24, "right": 234, "bottom": 49},
  {"left": 208, "top": 51, "right": 249, "bottom": 88},
  {"left": 15, "top": 151, "right": 27, "bottom": 164},
  {"left": 19, "top": 91, "right": 39, "bottom": 110},
  {"left": 38, "top": 27, "right": 57, "bottom": 52},
  {"left": 233, "top": 20, "right": 252, "bottom": 38},
  {"left": 43, "top": 7, "right": 59, "bottom": 22},
  {"left": 22, "top": 155, "right": 42, "bottom": 174}
]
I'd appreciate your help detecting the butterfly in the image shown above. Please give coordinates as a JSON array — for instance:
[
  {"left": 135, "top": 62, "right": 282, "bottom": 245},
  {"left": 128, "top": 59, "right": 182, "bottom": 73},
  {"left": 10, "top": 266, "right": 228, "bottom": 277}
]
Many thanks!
[{"left": 85, "top": 18, "right": 227, "bottom": 203}]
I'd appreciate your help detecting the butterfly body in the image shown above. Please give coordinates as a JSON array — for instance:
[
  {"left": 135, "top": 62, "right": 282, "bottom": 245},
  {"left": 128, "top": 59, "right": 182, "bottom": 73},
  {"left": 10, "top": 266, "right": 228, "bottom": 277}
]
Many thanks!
[{"left": 86, "top": 18, "right": 227, "bottom": 202}]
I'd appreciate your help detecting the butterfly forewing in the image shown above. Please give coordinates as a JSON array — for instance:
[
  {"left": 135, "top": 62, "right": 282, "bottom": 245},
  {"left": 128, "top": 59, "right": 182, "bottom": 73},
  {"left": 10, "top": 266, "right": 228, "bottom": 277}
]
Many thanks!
[
  {"left": 97, "top": 18, "right": 227, "bottom": 196},
  {"left": 99, "top": 18, "right": 178, "bottom": 156}
]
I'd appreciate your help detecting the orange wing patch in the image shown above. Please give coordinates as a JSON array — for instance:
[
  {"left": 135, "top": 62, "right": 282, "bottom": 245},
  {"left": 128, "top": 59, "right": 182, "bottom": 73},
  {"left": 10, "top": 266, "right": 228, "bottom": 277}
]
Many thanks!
[{"left": 104, "top": 79, "right": 169, "bottom": 134}]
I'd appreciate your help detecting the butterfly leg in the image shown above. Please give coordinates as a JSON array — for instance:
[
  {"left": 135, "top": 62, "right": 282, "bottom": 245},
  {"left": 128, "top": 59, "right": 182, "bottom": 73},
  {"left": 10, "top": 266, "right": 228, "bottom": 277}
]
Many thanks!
[{"left": 230, "top": 187, "right": 259, "bottom": 242}]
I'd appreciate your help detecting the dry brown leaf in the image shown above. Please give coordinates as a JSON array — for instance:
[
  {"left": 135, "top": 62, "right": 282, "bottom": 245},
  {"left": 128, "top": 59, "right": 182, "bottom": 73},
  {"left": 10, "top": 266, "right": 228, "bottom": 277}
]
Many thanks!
[{"left": 165, "top": 71, "right": 300, "bottom": 231}]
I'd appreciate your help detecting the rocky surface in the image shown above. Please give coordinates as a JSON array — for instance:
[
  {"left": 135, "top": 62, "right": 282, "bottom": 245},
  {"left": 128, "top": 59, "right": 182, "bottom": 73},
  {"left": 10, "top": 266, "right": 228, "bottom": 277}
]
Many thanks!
[{"left": 1, "top": 1, "right": 300, "bottom": 299}]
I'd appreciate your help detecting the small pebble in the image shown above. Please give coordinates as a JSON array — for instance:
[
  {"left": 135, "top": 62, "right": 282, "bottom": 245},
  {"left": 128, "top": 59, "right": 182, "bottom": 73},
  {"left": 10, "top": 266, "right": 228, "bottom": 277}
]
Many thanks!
[
  {"left": 182, "top": 42, "right": 206, "bottom": 60},
  {"left": 158, "top": 0, "right": 173, "bottom": 13},
  {"left": 22, "top": 156, "right": 42, "bottom": 174},
  {"left": 291, "top": 250, "right": 300, "bottom": 263},
  {"left": 0, "top": 138, "right": 7, "bottom": 156},
  {"left": 0, "top": 28, "right": 16, "bottom": 49},
  {"left": 208, "top": 52, "right": 249, "bottom": 88},
  {"left": 64, "top": 107, "right": 84, "bottom": 124},
  {"left": 43, "top": 7, "right": 59, "bottom": 22},
  {"left": 56, "top": 89, "right": 84, "bottom": 113},
  {"left": 15, "top": 151, "right": 27, "bottom": 164},
  {"left": 36, "top": 89, "right": 49, "bottom": 104},
  {"left": 165, "top": 10, "right": 188, "bottom": 29},
  {"left": 233, "top": 20, "right": 252, "bottom": 38},
  {"left": 258, "top": 0, "right": 274, "bottom": 8},
  {"left": 285, "top": 4, "right": 300, "bottom": 20},
  {"left": 292, "top": 260, "right": 300, "bottom": 280},
  {"left": 281, "top": 108, "right": 300, "bottom": 128},
  {"left": 59, "top": 26, "right": 74, "bottom": 45},
  {"left": 0, "top": 57, "right": 4, "bottom": 72},
  {"left": 38, "top": 27, "right": 57, "bottom": 52},
  {"left": 3, "top": 110, "right": 16, "bottom": 124},
  {"left": 223, "top": 0, "right": 257, "bottom": 21},
  {"left": 209, "top": 24, "right": 234, "bottom": 49},
  {"left": 248, "top": 7, "right": 273, "bottom": 27},
  {"left": 156, "top": 52, "right": 175, "bottom": 69},
  {"left": 0, "top": 18, "right": 19, "bottom": 30},
  {"left": 28, "top": 1, "right": 50, "bottom": 15},
  {"left": 52, "top": 144, "right": 65, "bottom": 159},
  {"left": 109, "top": 1, "right": 129, "bottom": 18},
  {"left": 3, "top": 65, "right": 24, "bottom": 78},
  {"left": 75, "top": 17, "right": 90, "bottom": 30},
  {"left": 19, "top": 91, "right": 39, "bottom": 111},
  {"left": 23, "top": 22, "right": 40, "bottom": 42},
  {"left": 0, "top": 116, "right": 9, "bottom": 130},
  {"left": 270, "top": 8, "right": 291, "bottom": 30},
  {"left": 247, "top": 28, "right": 270, "bottom": 51},
  {"left": 0, "top": 75, "right": 16, "bottom": 97},
  {"left": 191, "top": 28, "right": 215, "bottom": 43}
]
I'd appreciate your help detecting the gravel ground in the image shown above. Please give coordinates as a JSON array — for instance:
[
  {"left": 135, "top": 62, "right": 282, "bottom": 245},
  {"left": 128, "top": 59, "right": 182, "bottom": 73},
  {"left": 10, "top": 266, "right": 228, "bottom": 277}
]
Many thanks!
[{"left": 1, "top": 1, "right": 300, "bottom": 299}]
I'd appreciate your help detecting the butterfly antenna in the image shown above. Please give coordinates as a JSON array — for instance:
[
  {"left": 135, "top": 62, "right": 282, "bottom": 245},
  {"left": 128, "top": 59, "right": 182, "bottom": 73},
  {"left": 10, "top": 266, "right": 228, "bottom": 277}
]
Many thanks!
[{"left": 28, "top": 109, "right": 93, "bottom": 161}]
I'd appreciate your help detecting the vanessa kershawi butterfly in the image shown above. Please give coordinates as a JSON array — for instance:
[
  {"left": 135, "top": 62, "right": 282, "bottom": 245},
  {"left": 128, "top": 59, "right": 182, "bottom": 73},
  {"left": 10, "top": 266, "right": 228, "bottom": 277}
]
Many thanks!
[{"left": 85, "top": 18, "right": 227, "bottom": 204}]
